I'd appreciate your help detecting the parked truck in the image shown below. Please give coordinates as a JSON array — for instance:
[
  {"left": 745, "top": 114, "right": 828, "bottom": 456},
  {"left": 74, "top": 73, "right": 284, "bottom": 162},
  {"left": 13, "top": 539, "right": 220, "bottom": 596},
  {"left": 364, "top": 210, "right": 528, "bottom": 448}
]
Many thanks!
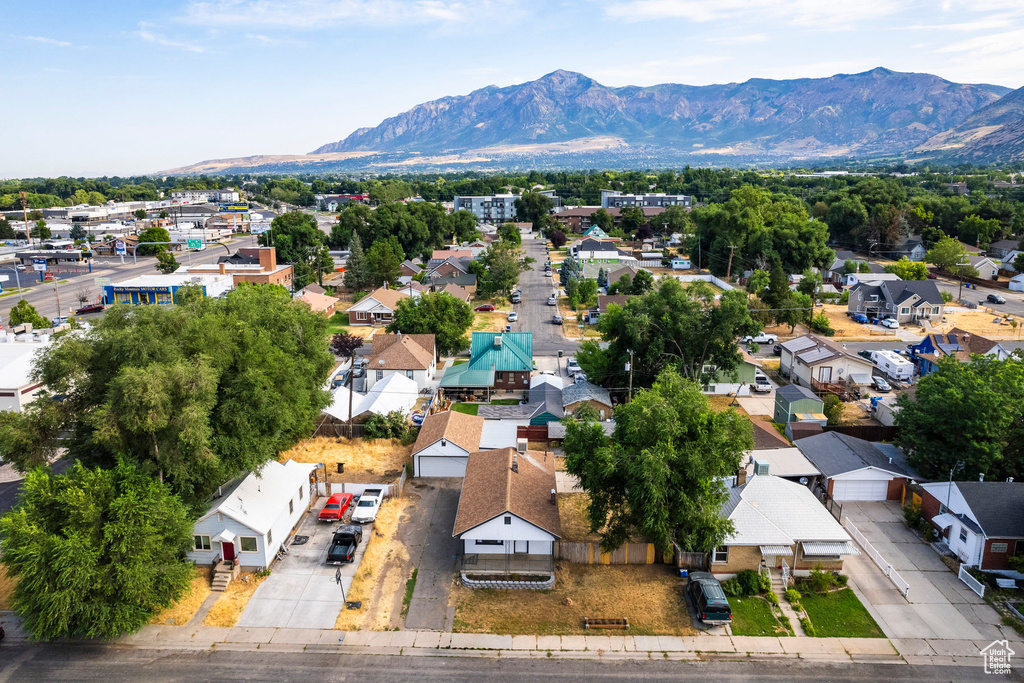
[
  {"left": 326, "top": 524, "right": 363, "bottom": 565},
  {"left": 870, "top": 349, "right": 913, "bottom": 381},
  {"left": 351, "top": 488, "right": 384, "bottom": 524}
]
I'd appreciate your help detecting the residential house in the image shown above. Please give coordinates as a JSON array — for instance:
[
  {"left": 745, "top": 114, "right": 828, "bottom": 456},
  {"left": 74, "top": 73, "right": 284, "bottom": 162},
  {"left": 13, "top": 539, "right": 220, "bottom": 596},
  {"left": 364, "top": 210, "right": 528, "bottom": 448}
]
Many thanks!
[
  {"left": 967, "top": 254, "right": 1000, "bottom": 280},
  {"left": 453, "top": 447, "right": 561, "bottom": 585},
  {"left": 399, "top": 260, "right": 422, "bottom": 282},
  {"left": 397, "top": 281, "right": 431, "bottom": 297},
  {"left": 322, "top": 373, "right": 418, "bottom": 424},
  {"left": 773, "top": 384, "right": 825, "bottom": 424},
  {"left": 364, "top": 333, "right": 436, "bottom": 391},
  {"left": 741, "top": 448, "right": 819, "bottom": 485},
  {"left": 438, "top": 283, "right": 472, "bottom": 303},
  {"left": 671, "top": 256, "right": 691, "bottom": 270},
  {"left": 712, "top": 473, "right": 859, "bottom": 579},
  {"left": 429, "top": 273, "right": 478, "bottom": 295},
  {"left": 582, "top": 225, "right": 609, "bottom": 238},
  {"left": 959, "top": 240, "right": 984, "bottom": 254},
  {"left": 569, "top": 238, "right": 637, "bottom": 265},
  {"left": 844, "top": 272, "right": 903, "bottom": 287},
  {"left": 439, "top": 332, "right": 533, "bottom": 400},
  {"left": 103, "top": 273, "right": 233, "bottom": 305},
  {"left": 187, "top": 459, "right": 317, "bottom": 571},
  {"left": 987, "top": 239, "right": 1021, "bottom": 260},
  {"left": 585, "top": 294, "right": 630, "bottom": 324},
  {"left": 553, "top": 207, "right": 669, "bottom": 233},
  {"left": 822, "top": 250, "right": 886, "bottom": 283},
  {"left": 430, "top": 249, "right": 473, "bottom": 264},
  {"left": 1010, "top": 274, "right": 1024, "bottom": 292},
  {"left": 479, "top": 376, "right": 565, "bottom": 425},
  {"left": 919, "top": 481, "right": 1024, "bottom": 571},
  {"left": 847, "top": 279, "right": 945, "bottom": 325},
  {"left": 704, "top": 351, "right": 765, "bottom": 396},
  {"left": 295, "top": 290, "right": 339, "bottom": 315},
  {"left": 606, "top": 265, "right": 640, "bottom": 288},
  {"left": 177, "top": 247, "right": 294, "bottom": 288},
  {"left": 0, "top": 338, "right": 49, "bottom": 413},
  {"left": 1001, "top": 250, "right": 1023, "bottom": 273},
  {"left": 562, "top": 380, "right": 613, "bottom": 419},
  {"left": 347, "top": 287, "right": 410, "bottom": 326},
  {"left": 412, "top": 409, "right": 484, "bottom": 477},
  {"left": 902, "top": 239, "right": 927, "bottom": 262},
  {"left": 795, "top": 432, "right": 920, "bottom": 502},
  {"left": 779, "top": 335, "right": 876, "bottom": 394},
  {"left": 912, "top": 327, "right": 1010, "bottom": 376},
  {"left": 427, "top": 256, "right": 473, "bottom": 279}
]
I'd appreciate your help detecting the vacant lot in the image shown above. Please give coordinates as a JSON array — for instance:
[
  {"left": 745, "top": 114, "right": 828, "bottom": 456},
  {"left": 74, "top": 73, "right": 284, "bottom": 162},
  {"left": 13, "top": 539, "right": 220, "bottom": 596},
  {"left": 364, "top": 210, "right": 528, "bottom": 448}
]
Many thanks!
[
  {"left": 706, "top": 395, "right": 749, "bottom": 414},
  {"left": 281, "top": 437, "right": 413, "bottom": 479},
  {"left": 818, "top": 305, "right": 897, "bottom": 339},
  {"left": 933, "top": 309, "right": 1021, "bottom": 339},
  {"left": 150, "top": 567, "right": 212, "bottom": 626},
  {"left": 472, "top": 310, "right": 509, "bottom": 333},
  {"left": 451, "top": 564, "right": 695, "bottom": 636}
]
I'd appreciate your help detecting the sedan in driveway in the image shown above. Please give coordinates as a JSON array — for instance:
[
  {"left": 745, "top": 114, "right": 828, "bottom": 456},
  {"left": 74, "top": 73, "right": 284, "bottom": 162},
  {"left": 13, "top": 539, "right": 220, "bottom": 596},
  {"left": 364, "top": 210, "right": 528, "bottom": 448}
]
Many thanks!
[
  {"left": 318, "top": 492, "right": 353, "bottom": 522},
  {"left": 508, "top": 311, "right": 518, "bottom": 322},
  {"left": 474, "top": 304, "right": 495, "bottom": 312},
  {"left": 872, "top": 376, "right": 892, "bottom": 393},
  {"left": 879, "top": 318, "right": 900, "bottom": 329}
]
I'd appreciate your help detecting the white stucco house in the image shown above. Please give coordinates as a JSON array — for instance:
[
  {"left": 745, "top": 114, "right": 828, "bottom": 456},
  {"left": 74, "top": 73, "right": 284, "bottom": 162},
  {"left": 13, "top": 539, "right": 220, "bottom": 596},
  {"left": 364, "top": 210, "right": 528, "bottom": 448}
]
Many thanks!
[
  {"left": 187, "top": 459, "right": 318, "bottom": 571},
  {"left": 0, "top": 338, "right": 49, "bottom": 413},
  {"left": 412, "top": 409, "right": 484, "bottom": 477}
]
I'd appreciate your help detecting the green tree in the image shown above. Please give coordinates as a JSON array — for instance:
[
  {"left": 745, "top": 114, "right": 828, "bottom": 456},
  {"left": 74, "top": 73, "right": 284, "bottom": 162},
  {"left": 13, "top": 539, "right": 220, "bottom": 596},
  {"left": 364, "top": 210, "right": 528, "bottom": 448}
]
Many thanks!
[
  {"left": 895, "top": 355, "right": 1024, "bottom": 481},
  {"left": 590, "top": 209, "right": 614, "bottom": 232},
  {"left": 1014, "top": 252, "right": 1024, "bottom": 274},
  {"left": 31, "top": 220, "right": 51, "bottom": 240},
  {"left": 746, "top": 269, "right": 769, "bottom": 294},
  {"left": 259, "top": 211, "right": 333, "bottom": 288},
  {"left": 159, "top": 210, "right": 169, "bottom": 219},
  {"left": 0, "top": 218, "right": 15, "bottom": 239},
  {"left": 498, "top": 222, "right": 522, "bottom": 246},
  {"left": 822, "top": 394, "right": 844, "bottom": 425},
  {"left": 563, "top": 367, "right": 752, "bottom": 553},
  {"left": 577, "top": 278, "right": 598, "bottom": 309},
  {"left": 386, "top": 291, "right": 474, "bottom": 356},
  {"left": 925, "top": 235, "right": 978, "bottom": 279},
  {"left": 824, "top": 196, "right": 869, "bottom": 246},
  {"left": 474, "top": 242, "right": 531, "bottom": 297},
  {"left": 885, "top": 257, "right": 929, "bottom": 280},
  {"left": 956, "top": 214, "right": 1002, "bottom": 250},
  {"left": 797, "top": 268, "right": 823, "bottom": 304},
  {"left": 619, "top": 206, "right": 646, "bottom": 234},
  {"left": 9, "top": 299, "right": 49, "bottom": 328},
  {"left": 763, "top": 259, "right": 790, "bottom": 310},
  {"left": 343, "top": 232, "right": 369, "bottom": 291},
  {"left": 0, "top": 285, "right": 334, "bottom": 506},
  {"left": 660, "top": 205, "right": 693, "bottom": 237},
  {"left": 365, "top": 236, "right": 405, "bottom": 288},
  {"left": 630, "top": 269, "right": 654, "bottom": 294},
  {"left": 513, "top": 191, "right": 554, "bottom": 229},
  {"left": 133, "top": 209, "right": 148, "bottom": 220},
  {"left": 136, "top": 226, "right": 171, "bottom": 256},
  {"left": 69, "top": 224, "right": 86, "bottom": 241},
  {"left": 154, "top": 252, "right": 180, "bottom": 274},
  {"left": 0, "top": 460, "right": 193, "bottom": 640}
]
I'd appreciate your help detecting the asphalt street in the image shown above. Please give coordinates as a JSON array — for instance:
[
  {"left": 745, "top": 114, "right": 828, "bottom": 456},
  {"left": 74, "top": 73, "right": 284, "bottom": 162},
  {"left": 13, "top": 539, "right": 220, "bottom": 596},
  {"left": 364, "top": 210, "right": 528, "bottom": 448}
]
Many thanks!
[
  {"left": 511, "top": 236, "right": 579, "bottom": 357},
  {"left": 0, "top": 646, "right": 1004, "bottom": 682}
]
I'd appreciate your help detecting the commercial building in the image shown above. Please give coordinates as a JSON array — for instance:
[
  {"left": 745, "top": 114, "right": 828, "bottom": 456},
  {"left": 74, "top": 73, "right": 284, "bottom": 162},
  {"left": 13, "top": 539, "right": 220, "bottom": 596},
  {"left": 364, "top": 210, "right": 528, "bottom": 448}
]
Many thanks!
[
  {"left": 170, "top": 189, "right": 240, "bottom": 204},
  {"left": 452, "top": 194, "right": 517, "bottom": 224},
  {"left": 103, "top": 273, "right": 233, "bottom": 305},
  {"left": 176, "top": 248, "right": 294, "bottom": 288}
]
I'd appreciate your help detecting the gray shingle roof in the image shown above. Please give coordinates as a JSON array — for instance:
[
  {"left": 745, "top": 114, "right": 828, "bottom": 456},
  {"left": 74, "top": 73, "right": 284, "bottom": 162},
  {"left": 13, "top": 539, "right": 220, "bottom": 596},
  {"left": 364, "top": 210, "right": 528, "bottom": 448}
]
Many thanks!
[
  {"left": 562, "top": 380, "right": 612, "bottom": 408},
  {"left": 795, "top": 432, "right": 919, "bottom": 479},
  {"left": 775, "top": 384, "right": 820, "bottom": 404},
  {"left": 954, "top": 482, "right": 1024, "bottom": 537},
  {"left": 880, "top": 280, "right": 945, "bottom": 306}
]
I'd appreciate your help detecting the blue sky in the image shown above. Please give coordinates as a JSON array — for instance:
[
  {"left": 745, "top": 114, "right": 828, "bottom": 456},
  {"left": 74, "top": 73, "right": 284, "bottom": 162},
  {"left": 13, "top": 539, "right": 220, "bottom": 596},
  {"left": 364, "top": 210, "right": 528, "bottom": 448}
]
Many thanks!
[{"left": 5, "top": 0, "right": 1024, "bottom": 177}]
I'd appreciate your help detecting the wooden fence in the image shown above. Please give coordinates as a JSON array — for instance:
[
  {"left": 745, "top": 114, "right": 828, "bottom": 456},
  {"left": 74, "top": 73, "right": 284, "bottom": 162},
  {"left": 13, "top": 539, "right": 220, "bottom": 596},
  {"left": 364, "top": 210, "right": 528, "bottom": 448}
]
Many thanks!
[
  {"left": 823, "top": 424, "right": 899, "bottom": 441},
  {"left": 313, "top": 418, "right": 366, "bottom": 438},
  {"left": 517, "top": 425, "right": 550, "bottom": 441},
  {"left": 672, "top": 544, "right": 709, "bottom": 570},
  {"left": 555, "top": 541, "right": 657, "bottom": 565}
]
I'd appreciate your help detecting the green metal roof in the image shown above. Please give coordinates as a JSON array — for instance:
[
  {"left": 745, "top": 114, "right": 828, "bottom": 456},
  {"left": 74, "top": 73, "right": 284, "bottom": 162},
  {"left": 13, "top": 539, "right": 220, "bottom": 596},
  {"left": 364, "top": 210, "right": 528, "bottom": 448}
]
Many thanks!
[
  {"left": 469, "top": 332, "right": 533, "bottom": 372},
  {"left": 439, "top": 363, "right": 495, "bottom": 388}
]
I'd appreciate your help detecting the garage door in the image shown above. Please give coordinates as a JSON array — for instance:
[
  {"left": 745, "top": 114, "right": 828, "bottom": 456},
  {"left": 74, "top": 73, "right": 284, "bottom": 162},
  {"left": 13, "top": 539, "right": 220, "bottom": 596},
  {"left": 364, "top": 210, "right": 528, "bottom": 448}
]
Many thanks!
[
  {"left": 417, "top": 456, "right": 468, "bottom": 478},
  {"left": 832, "top": 479, "right": 889, "bottom": 501}
]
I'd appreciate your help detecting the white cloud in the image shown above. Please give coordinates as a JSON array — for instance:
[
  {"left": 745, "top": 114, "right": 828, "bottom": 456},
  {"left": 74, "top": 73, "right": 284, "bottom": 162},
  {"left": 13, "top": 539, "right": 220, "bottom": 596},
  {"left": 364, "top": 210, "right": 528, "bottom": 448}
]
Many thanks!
[
  {"left": 182, "top": 0, "right": 510, "bottom": 27},
  {"left": 602, "top": 0, "right": 904, "bottom": 27},
  {"left": 136, "top": 22, "right": 206, "bottom": 52},
  {"left": 13, "top": 34, "right": 72, "bottom": 47}
]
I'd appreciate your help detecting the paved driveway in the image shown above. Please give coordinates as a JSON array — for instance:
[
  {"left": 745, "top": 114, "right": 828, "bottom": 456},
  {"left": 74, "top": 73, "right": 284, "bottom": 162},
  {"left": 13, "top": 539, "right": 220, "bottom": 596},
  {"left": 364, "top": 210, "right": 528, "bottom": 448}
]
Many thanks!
[
  {"left": 842, "top": 502, "right": 1006, "bottom": 641},
  {"left": 237, "top": 499, "right": 370, "bottom": 629},
  {"left": 402, "top": 479, "right": 461, "bottom": 630}
]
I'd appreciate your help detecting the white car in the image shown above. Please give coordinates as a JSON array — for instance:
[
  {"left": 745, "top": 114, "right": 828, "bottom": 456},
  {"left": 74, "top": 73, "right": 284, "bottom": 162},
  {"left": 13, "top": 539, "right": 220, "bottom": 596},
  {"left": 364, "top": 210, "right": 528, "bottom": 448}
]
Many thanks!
[
  {"left": 508, "top": 312, "right": 518, "bottom": 322},
  {"left": 351, "top": 488, "right": 384, "bottom": 524},
  {"left": 741, "top": 333, "right": 778, "bottom": 344},
  {"left": 565, "top": 357, "right": 581, "bottom": 375},
  {"left": 547, "top": 296, "right": 557, "bottom": 306},
  {"left": 879, "top": 318, "right": 900, "bottom": 329},
  {"left": 544, "top": 271, "right": 553, "bottom": 277}
]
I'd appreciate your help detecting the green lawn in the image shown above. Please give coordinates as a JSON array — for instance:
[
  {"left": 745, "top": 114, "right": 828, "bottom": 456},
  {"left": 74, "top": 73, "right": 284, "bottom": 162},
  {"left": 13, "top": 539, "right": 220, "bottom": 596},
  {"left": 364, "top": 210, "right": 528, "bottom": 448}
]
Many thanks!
[
  {"left": 326, "top": 312, "right": 350, "bottom": 335},
  {"left": 799, "top": 588, "right": 884, "bottom": 638},
  {"left": 729, "top": 596, "right": 792, "bottom": 637},
  {"left": 451, "top": 403, "right": 479, "bottom": 416},
  {"left": 453, "top": 359, "right": 469, "bottom": 365},
  {"left": 489, "top": 399, "right": 521, "bottom": 405}
]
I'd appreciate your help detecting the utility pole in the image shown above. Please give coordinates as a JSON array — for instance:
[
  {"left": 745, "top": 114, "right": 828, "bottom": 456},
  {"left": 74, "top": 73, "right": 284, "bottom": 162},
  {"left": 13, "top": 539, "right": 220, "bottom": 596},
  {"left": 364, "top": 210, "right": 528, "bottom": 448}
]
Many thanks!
[
  {"left": 348, "top": 353, "right": 355, "bottom": 439},
  {"left": 726, "top": 244, "right": 737, "bottom": 280},
  {"left": 20, "top": 191, "right": 29, "bottom": 248},
  {"left": 53, "top": 278, "right": 62, "bottom": 321},
  {"left": 627, "top": 348, "right": 634, "bottom": 403}
]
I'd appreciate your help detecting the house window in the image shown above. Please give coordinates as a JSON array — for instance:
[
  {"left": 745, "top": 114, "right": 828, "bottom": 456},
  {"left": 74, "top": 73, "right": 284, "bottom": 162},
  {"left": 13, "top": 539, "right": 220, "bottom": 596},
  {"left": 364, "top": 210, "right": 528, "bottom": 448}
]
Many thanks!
[
  {"left": 217, "top": 513, "right": 223, "bottom": 522},
  {"left": 193, "top": 535, "right": 211, "bottom": 551},
  {"left": 939, "top": 503, "right": 947, "bottom": 514},
  {"left": 991, "top": 542, "right": 1009, "bottom": 553},
  {"left": 406, "top": 370, "right": 414, "bottom": 379},
  {"left": 376, "top": 370, "right": 383, "bottom": 380},
  {"left": 712, "top": 547, "right": 729, "bottom": 564},
  {"left": 504, "top": 516, "right": 512, "bottom": 525},
  {"left": 267, "top": 530, "right": 272, "bottom": 546},
  {"left": 289, "top": 500, "right": 294, "bottom": 514},
  {"left": 931, "top": 307, "right": 940, "bottom": 315},
  {"left": 959, "top": 528, "right": 969, "bottom": 544},
  {"left": 298, "top": 486, "right": 304, "bottom": 501},
  {"left": 475, "top": 539, "right": 503, "bottom": 546},
  {"left": 357, "top": 311, "right": 367, "bottom": 320},
  {"left": 900, "top": 307, "right": 910, "bottom": 315},
  {"left": 497, "top": 372, "right": 504, "bottom": 382},
  {"left": 239, "top": 536, "right": 258, "bottom": 553}
]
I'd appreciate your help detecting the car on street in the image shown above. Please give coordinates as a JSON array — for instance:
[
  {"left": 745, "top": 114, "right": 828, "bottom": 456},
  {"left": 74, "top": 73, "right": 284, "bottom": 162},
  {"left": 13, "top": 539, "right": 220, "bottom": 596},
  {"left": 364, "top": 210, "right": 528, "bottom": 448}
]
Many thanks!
[
  {"left": 326, "top": 524, "right": 362, "bottom": 565},
  {"left": 879, "top": 318, "right": 900, "bottom": 329},
  {"left": 741, "top": 333, "right": 778, "bottom": 344},
  {"left": 508, "top": 312, "right": 518, "bottom": 322},
  {"left": 544, "top": 271, "right": 552, "bottom": 277},
  {"left": 987, "top": 294, "right": 1006, "bottom": 304},
  {"left": 552, "top": 315, "right": 563, "bottom": 325},
  {"left": 565, "top": 357, "right": 581, "bottom": 375},
  {"left": 547, "top": 296, "right": 557, "bottom": 306},
  {"left": 872, "top": 376, "right": 892, "bottom": 393},
  {"left": 75, "top": 303, "right": 105, "bottom": 315},
  {"left": 927, "top": 271, "right": 937, "bottom": 279},
  {"left": 318, "top": 492, "right": 354, "bottom": 522},
  {"left": 850, "top": 313, "right": 870, "bottom": 324},
  {"left": 474, "top": 304, "right": 495, "bottom": 312},
  {"left": 511, "top": 292, "right": 521, "bottom": 304},
  {"left": 686, "top": 572, "right": 732, "bottom": 626},
  {"left": 351, "top": 488, "right": 384, "bottom": 524}
]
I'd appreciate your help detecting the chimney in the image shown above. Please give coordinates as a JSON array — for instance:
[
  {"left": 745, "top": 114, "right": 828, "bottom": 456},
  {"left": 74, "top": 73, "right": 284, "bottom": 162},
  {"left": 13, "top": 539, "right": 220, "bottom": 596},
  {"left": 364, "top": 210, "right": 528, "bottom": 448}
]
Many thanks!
[
  {"left": 512, "top": 452, "right": 519, "bottom": 474},
  {"left": 550, "top": 488, "right": 556, "bottom": 505},
  {"left": 219, "top": 263, "right": 226, "bottom": 275},
  {"left": 736, "top": 467, "right": 747, "bottom": 486}
]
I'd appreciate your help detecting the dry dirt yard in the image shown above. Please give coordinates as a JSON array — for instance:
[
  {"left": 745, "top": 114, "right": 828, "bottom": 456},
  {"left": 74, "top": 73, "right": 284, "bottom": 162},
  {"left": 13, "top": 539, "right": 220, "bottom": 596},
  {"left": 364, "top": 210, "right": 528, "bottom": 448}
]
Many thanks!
[
  {"left": 149, "top": 566, "right": 212, "bottom": 626},
  {"left": 281, "top": 437, "right": 413, "bottom": 482},
  {"left": 451, "top": 563, "right": 695, "bottom": 636},
  {"left": 203, "top": 572, "right": 269, "bottom": 627},
  {"left": 931, "top": 309, "right": 1022, "bottom": 340}
]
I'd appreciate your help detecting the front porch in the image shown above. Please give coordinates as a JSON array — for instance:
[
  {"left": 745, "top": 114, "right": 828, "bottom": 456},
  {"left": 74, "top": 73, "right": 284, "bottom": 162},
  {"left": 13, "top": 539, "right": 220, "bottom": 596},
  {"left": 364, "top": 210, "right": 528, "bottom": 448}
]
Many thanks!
[{"left": 461, "top": 552, "right": 555, "bottom": 576}]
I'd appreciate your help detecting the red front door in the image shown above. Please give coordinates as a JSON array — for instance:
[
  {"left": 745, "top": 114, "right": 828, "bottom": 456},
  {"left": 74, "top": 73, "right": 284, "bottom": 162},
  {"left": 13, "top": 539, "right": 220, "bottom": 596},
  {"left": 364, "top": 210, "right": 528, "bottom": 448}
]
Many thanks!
[{"left": 222, "top": 541, "right": 235, "bottom": 561}]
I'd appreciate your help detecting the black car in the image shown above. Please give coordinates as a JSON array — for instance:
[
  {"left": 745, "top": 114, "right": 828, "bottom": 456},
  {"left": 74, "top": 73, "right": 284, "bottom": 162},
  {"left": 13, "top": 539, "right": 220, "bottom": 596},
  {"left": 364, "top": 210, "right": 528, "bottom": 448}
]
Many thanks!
[
  {"left": 686, "top": 572, "right": 732, "bottom": 625},
  {"left": 987, "top": 294, "right": 1006, "bottom": 304},
  {"left": 772, "top": 344, "right": 782, "bottom": 356}
]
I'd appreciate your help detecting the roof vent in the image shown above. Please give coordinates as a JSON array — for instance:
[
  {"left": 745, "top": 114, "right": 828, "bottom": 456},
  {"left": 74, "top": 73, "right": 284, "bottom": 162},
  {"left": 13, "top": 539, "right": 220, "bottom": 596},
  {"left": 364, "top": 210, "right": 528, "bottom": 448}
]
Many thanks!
[
  {"left": 516, "top": 437, "right": 528, "bottom": 454},
  {"left": 753, "top": 460, "right": 769, "bottom": 476},
  {"left": 511, "top": 452, "right": 519, "bottom": 474},
  {"left": 494, "top": 336, "right": 503, "bottom": 348},
  {"left": 1008, "top": 477, "right": 1014, "bottom": 483},
  {"left": 551, "top": 488, "right": 556, "bottom": 505}
]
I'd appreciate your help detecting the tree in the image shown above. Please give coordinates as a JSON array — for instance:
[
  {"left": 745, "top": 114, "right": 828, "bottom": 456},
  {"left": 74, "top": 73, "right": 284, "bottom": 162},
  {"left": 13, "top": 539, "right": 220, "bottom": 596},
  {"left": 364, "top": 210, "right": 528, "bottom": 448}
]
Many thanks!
[
  {"left": 596, "top": 267, "right": 608, "bottom": 288},
  {"left": 1015, "top": 252, "right": 1024, "bottom": 274},
  {"left": 763, "top": 259, "right": 790, "bottom": 310},
  {"left": 824, "top": 196, "right": 869, "bottom": 246},
  {"left": 559, "top": 254, "right": 582, "bottom": 284},
  {"left": 8, "top": 299, "right": 48, "bottom": 328},
  {"left": 0, "top": 218, "right": 15, "bottom": 239},
  {"left": 956, "top": 214, "right": 1002, "bottom": 250},
  {"left": 343, "top": 233, "right": 369, "bottom": 291},
  {"left": 590, "top": 209, "right": 614, "bottom": 232},
  {"left": 746, "top": 269, "right": 769, "bottom": 294},
  {"left": 498, "top": 222, "right": 522, "bottom": 246},
  {"left": 885, "top": 257, "right": 929, "bottom": 280},
  {"left": 549, "top": 229, "right": 567, "bottom": 249},
  {"left": 630, "top": 269, "right": 654, "bottom": 295},
  {"left": 159, "top": 210, "right": 169, "bottom": 219},
  {"left": 925, "top": 235, "right": 974, "bottom": 274},
  {"left": 259, "top": 212, "right": 333, "bottom": 289},
  {"left": 842, "top": 259, "right": 859, "bottom": 275},
  {"left": 475, "top": 242, "right": 531, "bottom": 297},
  {"left": 0, "top": 285, "right": 334, "bottom": 507},
  {"left": 133, "top": 209, "right": 148, "bottom": 221},
  {"left": 660, "top": 205, "right": 693, "bottom": 237},
  {"left": 69, "top": 224, "right": 86, "bottom": 241},
  {"left": 577, "top": 277, "right": 759, "bottom": 389},
  {"left": 563, "top": 367, "right": 752, "bottom": 553},
  {"left": 895, "top": 355, "right": 1024, "bottom": 482},
  {"left": 822, "top": 394, "right": 845, "bottom": 426},
  {"left": 514, "top": 191, "right": 554, "bottom": 229},
  {"left": 797, "top": 268, "right": 823, "bottom": 304},
  {"left": 619, "top": 206, "right": 646, "bottom": 234},
  {"left": 153, "top": 252, "right": 179, "bottom": 274},
  {"left": 386, "top": 291, "right": 474, "bottom": 356},
  {"left": 365, "top": 236, "right": 405, "bottom": 288},
  {"left": 0, "top": 460, "right": 193, "bottom": 640},
  {"left": 577, "top": 278, "right": 598, "bottom": 309},
  {"left": 136, "top": 227, "right": 171, "bottom": 256},
  {"left": 31, "top": 220, "right": 50, "bottom": 240}
]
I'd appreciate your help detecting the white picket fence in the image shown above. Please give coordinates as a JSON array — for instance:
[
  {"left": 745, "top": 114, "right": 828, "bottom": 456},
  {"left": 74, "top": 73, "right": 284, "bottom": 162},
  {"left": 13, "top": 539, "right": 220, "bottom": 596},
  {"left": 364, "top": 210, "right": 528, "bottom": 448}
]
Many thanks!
[
  {"left": 958, "top": 564, "right": 986, "bottom": 597},
  {"left": 843, "top": 518, "right": 911, "bottom": 598}
]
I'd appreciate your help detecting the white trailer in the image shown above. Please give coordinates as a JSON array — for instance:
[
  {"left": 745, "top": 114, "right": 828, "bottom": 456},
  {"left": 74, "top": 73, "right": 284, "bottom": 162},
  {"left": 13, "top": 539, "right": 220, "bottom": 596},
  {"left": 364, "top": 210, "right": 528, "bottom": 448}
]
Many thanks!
[{"left": 870, "top": 349, "right": 913, "bottom": 381}]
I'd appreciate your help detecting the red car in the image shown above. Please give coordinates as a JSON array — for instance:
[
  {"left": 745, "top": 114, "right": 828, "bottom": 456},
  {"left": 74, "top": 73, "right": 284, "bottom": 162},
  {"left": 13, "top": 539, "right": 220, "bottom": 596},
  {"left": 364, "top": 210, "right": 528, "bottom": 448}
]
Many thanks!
[
  {"left": 75, "top": 304, "right": 105, "bottom": 315},
  {"left": 318, "top": 492, "right": 353, "bottom": 522},
  {"left": 474, "top": 304, "right": 495, "bottom": 312}
]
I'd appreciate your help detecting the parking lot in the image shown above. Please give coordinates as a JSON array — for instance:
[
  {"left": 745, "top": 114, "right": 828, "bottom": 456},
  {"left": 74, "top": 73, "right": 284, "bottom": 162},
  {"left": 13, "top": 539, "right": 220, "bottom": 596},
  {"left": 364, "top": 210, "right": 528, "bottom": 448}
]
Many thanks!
[{"left": 236, "top": 496, "right": 372, "bottom": 629}]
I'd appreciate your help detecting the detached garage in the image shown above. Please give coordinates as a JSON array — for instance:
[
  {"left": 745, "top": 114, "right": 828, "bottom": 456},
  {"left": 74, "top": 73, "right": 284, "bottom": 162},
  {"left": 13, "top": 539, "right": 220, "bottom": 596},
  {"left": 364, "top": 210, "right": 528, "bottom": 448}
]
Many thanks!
[
  {"left": 795, "top": 431, "right": 922, "bottom": 502},
  {"left": 412, "top": 410, "right": 484, "bottom": 478}
]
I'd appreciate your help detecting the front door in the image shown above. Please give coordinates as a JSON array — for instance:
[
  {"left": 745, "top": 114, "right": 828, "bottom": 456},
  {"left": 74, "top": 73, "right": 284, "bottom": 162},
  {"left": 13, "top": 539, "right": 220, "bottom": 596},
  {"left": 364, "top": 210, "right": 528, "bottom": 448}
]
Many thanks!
[
  {"left": 818, "top": 367, "right": 832, "bottom": 383},
  {"left": 222, "top": 541, "right": 235, "bottom": 561},
  {"left": 513, "top": 540, "right": 528, "bottom": 554}
]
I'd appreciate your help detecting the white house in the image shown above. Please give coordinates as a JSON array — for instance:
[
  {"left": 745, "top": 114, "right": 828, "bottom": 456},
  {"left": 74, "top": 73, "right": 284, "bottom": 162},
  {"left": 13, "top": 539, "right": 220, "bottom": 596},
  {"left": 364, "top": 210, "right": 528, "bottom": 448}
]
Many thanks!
[
  {"left": 323, "top": 372, "right": 418, "bottom": 424},
  {"left": 363, "top": 333, "right": 436, "bottom": 391},
  {"left": 412, "top": 409, "right": 484, "bottom": 477},
  {"left": 187, "top": 459, "right": 317, "bottom": 571},
  {"left": 920, "top": 481, "right": 1024, "bottom": 571},
  {"left": 671, "top": 256, "right": 691, "bottom": 270},
  {"left": 453, "top": 447, "right": 562, "bottom": 585},
  {"left": 845, "top": 272, "right": 903, "bottom": 287},
  {"left": 0, "top": 337, "right": 49, "bottom": 413},
  {"left": 967, "top": 254, "right": 1000, "bottom": 280},
  {"left": 779, "top": 335, "right": 876, "bottom": 391},
  {"left": 1009, "top": 274, "right": 1024, "bottom": 292},
  {"left": 1001, "top": 250, "right": 1023, "bottom": 273}
]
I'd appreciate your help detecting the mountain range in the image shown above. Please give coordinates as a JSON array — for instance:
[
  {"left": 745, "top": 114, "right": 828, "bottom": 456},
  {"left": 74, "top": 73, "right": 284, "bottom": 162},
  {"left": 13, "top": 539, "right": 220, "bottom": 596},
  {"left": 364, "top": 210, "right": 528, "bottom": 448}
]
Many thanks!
[{"left": 162, "top": 69, "right": 1023, "bottom": 175}]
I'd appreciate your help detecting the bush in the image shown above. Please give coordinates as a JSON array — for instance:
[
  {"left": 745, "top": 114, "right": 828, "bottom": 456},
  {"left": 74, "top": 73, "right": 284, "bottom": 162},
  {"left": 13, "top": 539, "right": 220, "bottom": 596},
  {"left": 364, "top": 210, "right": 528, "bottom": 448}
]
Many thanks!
[
  {"left": 736, "top": 569, "right": 762, "bottom": 596},
  {"left": 835, "top": 573, "right": 848, "bottom": 587},
  {"left": 809, "top": 312, "right": 835, "bottom": 336},
  {"left": 800, "top": 616, "right": 816, "bottom": 636},
  {"left": 766, "top": 591, "right": 779, "bottom": 606},
  {"left": 363, "top": 410, "right": 410, "bottom": 440},
  {"left": 758, "top": 571, "right": 772, "bottom": 594},
  {"left": 941, "top": 290, "right": 954, "bottom": 303},
  {"left": 839, "top": 290, "right": 849, "bottom": 305},
  {"left": 903, "top": 504, "right": 923, "bottom": 528},
  {"left": 917, "top": 518, "right": 936, "bottom": 541},
  {"left": 721, "top": 578, "right": 743, "bottom": 597},
  {"left": 785, "top": 588, "right": 802, "bottom": 603},
  {"left": 807, "top": 564, "right": 839, "bottom": 593},
  {"left": 823, "top": 394, "right": 844, "bottom": 426},
  {"left": 1008, "top": 556, "right": 1024, "bottom": 573}
]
